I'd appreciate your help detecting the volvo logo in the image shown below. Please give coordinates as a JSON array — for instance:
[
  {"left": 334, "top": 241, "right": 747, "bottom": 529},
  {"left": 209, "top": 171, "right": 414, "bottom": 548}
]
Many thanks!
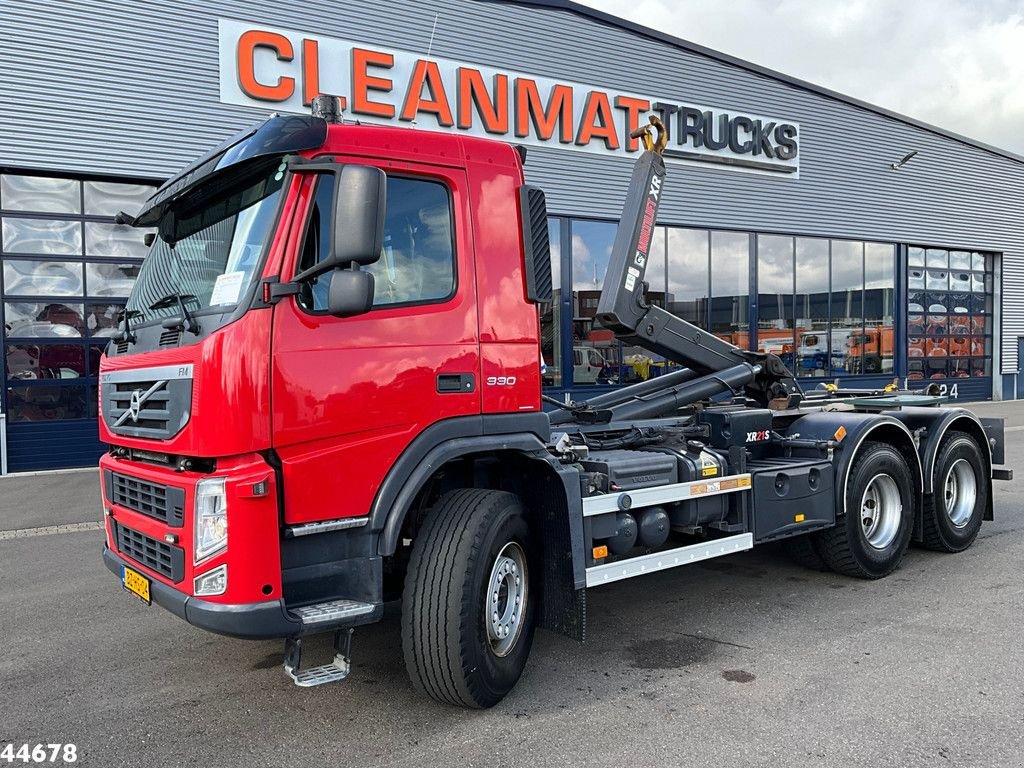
[
  {"left": 128, "top": 390, "right": 143, "bottom": 423},
  {"left": 113, "top": 381, "right": 166, "bottom": 427}
]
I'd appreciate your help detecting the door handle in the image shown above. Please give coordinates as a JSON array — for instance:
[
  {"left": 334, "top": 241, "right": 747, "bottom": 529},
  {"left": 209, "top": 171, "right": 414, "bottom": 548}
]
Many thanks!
[{"left": 436, "top": 373, "right": 475, "bottom": 393}]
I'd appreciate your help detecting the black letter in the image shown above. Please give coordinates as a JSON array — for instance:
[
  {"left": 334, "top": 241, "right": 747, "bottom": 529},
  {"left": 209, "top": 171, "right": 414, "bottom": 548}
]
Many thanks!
[
  {"left": 651, "top": 101, "right": 678, "bottom": 141},
  {"left": 702, "top": 111, "right": 730, "bottom": 151},
  {"left": 729, "top": 116, "right": 754, "bottom": 154},
  {"left": 774, "top": 123, "right": 798, "bottom": 160},
  {"left": 752, "top": 120, "right": 776, "bottom": 157},
  {"left": 678, "top": 106, "right": 704, "bottom": 148}
]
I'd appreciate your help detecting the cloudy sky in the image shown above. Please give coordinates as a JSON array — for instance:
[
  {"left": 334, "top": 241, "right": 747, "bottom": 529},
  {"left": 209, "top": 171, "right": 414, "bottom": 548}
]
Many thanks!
[{"left": 577, "top": 0, "right": 1024, "bottom": 156}]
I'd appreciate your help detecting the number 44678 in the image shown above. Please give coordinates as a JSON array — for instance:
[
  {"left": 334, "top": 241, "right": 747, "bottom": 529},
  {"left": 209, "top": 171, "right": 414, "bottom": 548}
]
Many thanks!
[{"left": 0, "top": 744, "right": 77, "bottom": 764}]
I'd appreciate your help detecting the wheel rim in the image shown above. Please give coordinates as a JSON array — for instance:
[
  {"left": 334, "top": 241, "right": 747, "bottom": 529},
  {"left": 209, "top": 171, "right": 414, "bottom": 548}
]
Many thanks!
[
  {"left": 860, "top": 473, "right": 903, "bottom": 550},
  {"left": 943, "top": 458, "right": 977, "bottom": 528},
  {"left": 485, "top": 542, "right": 528, "bottom": 657}
]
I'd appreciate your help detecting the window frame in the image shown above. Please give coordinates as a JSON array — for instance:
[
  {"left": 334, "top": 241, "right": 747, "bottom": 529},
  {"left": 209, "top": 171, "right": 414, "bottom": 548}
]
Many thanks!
[{"left": 293, "top": 170, "right": 460, "bottom": 317}]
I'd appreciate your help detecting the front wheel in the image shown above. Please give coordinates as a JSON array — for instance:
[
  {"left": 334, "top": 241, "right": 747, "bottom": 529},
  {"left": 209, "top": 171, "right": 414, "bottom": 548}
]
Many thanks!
[
  {"left": 818, "top": 442, "right": 915, "bottom": 579},
  {"left": 402, "top": 489, "right": 535, "bottom": 708}
]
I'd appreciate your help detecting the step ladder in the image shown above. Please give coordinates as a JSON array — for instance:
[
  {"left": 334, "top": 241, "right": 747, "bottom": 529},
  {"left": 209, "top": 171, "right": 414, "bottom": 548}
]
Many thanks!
[{"left": 284, "top": 629, "right": 354, "bottom": 687}]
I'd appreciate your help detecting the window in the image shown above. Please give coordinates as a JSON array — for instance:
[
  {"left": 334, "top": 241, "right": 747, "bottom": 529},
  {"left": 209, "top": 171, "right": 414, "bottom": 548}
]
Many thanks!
[
  {"left": 540, "top": 218, "right": 562, "bottom": 386},
  {"left": 756, "top": 234, "right": 794, "bottom": 358},
  {"left": 794, "top": 238, "right": 829, "bottom": 377},
  {"left": 569, "top": 220, "right": 617, "bottom": 385},
  {"left": 709, "top": 232, "right": 749, "bottom": 343},
  {"left": 298, "top": 175, "right": 455, "bottom": 311},
  {"left": 666, "top": 228, "right": 708, "bottom": 326},
  {"left": 907, "top": 246, "right": 992, "bottom": 381},
  {"left": 0, "top": 174, "right": 159, "bottom": 434}
]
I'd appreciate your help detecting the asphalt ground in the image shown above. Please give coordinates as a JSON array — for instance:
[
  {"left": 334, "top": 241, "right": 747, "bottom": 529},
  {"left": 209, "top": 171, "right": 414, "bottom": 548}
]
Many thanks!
[{"left": 2, "top": 403, "right": 1022, "bottom": 768}]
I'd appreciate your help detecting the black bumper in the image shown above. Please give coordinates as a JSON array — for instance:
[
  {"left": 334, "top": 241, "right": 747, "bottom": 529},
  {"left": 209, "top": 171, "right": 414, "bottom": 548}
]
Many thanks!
[{"left": 103, "top": 547, "right": 301, "bottom": 639}]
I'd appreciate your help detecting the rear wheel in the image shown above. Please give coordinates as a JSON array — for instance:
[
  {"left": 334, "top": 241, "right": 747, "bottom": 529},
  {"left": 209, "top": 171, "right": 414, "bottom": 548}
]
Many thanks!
[
  {"left": 402, "top": 489, "right": 535, "bottom": 708},
  {"left": 818, "top": 442, "right": 915, "bottom": 579},
  {"left": 922, "top": 431, "right": 986, "bottom": 552}
]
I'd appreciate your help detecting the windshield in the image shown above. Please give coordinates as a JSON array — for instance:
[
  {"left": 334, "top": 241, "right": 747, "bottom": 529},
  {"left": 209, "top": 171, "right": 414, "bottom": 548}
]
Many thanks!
[{"left": 126, "top": 165, "right": 284, "bottom": 323}]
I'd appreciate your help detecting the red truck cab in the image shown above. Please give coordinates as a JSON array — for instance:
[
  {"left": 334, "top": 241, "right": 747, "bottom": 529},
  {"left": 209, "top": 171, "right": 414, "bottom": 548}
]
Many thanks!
[{"left": 99, "top": 112, "right": 547, "bottom": 639}]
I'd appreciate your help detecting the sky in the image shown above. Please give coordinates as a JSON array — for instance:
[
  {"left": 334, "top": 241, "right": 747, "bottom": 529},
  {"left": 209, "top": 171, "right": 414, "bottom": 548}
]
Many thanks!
[{"left": 576, "top": 0, "right": 1024, "bottom": 156}]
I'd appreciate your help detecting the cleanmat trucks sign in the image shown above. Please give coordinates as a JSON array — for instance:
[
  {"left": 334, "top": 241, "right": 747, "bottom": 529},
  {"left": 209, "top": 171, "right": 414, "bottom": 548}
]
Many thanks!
[{"left": 218, "top": 19, "right": 800, "bottom": 175}]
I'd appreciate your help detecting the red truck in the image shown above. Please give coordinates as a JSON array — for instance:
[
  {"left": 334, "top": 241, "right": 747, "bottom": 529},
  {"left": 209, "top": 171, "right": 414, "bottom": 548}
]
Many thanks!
[{"left": 100, "top": 100, "right": 1011, "bottom": 707}]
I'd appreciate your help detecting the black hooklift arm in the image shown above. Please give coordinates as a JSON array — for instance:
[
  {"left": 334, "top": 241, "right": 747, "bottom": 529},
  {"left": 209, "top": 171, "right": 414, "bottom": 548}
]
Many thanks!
[{"left": 594, "top": 115, "right": 802, "bottom": 410}]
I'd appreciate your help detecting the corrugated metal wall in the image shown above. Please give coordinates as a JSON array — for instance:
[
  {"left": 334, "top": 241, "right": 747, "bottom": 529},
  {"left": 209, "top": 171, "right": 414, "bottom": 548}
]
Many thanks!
[{"left": 2, "top": 0, "right": 1023, "bottom": 373}]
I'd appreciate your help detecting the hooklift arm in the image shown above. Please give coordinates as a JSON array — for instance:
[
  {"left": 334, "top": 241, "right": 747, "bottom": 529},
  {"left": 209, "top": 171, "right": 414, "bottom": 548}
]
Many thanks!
[{"left": 595, "top": 116, "right": 802, "bottom": 411}]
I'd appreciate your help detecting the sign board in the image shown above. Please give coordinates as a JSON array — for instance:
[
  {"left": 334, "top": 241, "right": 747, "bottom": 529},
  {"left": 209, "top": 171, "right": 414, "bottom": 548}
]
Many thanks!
[{"left": 218, "top": 19, "right": 800, "bottom": 176}]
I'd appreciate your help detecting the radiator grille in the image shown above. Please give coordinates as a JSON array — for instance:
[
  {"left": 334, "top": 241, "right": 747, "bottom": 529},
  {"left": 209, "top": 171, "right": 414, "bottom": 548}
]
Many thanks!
[
  {"left": 115, "top": 523, "right": 185, "bottom": 583},
  {"left": 109, "top": 473, "right": 184, "bottom": 527}
]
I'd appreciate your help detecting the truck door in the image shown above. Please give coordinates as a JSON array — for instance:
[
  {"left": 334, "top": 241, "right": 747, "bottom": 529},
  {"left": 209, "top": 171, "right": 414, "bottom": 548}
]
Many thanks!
[{"left": 270, "top": 161, "right": 479, "bottom": 526}]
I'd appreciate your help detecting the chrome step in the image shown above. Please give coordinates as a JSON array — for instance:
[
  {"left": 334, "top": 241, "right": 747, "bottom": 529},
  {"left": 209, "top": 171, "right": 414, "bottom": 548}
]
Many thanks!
[
  {"left": 284, "top": 630, "right": 353, "bottom": 688},
  {"left": 291, "top": 599, "right": 375, "bottom": 626}
]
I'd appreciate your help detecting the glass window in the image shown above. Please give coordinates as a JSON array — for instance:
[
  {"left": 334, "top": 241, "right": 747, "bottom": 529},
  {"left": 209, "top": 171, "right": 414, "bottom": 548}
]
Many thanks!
[
  {"left": 3, "top": 260, "right": 83, "bottom": 296},
  {"left": 794, "top": 238, "right": 829, "bottom": 377},
  {"left": 829, "top": 240, "right": 863, "bottom": 376},
  {"left": 84, "top": 181, "right": 156, "bottom": 217},
  {"left": 709, "top": 232, "right": 749, "bottom": 345},
  {"left": 6, "top": 343, "right": 85, "bottom": 380},
  {"left": 666, "top": 227, "right": 708, "bottom": 326},
  {"left": 85, "top": 262, "right": 141, "bottom": 298},
  {"left": 297, "top": 176, "right": 456, "bottom": 311},
  {"left": 541, "top": 218, "right": 562, "bottom": 387},
  {"left": 2, "top": 217, "right": 82, "bottom": 255},
  {"left": 84, "top": 303, "right": 127, "bottom": 338},
  {"left": 84, "top": 222, "right": 151, "bottom": 259},
  {"left": 863, "top": 242, "right": 895, "bottom": 375},
  {"left": 1, "top": 175, "right": 81, "bottom": 214},
  {"left": 6, "top": 383, "right": 89, "bottom": 421},
  {"left": 4, "top": 302, "right": 84, "bottom": 338},
  {"left": 756, "top": 235, "right": 794, "bottom": 357},
  {"left": 908, "top": 245, "right": 994, "bottom": 385},
  {"left": 570, "top": 220, "right": 617, "bottom": 385}
]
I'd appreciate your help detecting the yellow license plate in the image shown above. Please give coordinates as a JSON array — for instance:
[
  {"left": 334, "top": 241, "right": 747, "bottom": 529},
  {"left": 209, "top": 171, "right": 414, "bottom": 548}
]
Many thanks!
[{"left": 122, "top": 565, "right": 151, "bottom": 604}]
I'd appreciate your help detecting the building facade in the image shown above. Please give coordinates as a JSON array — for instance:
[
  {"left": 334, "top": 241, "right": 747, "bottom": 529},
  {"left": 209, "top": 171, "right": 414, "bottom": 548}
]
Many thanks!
[{"left": 1, "top": 0, "right": 1022, "bottom": 471}]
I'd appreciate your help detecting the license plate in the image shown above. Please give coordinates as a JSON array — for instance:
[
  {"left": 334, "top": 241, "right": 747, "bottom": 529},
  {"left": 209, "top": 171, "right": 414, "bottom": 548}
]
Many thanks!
[{"left": 122, "top": 565, "right": 151, "bottom": 604}]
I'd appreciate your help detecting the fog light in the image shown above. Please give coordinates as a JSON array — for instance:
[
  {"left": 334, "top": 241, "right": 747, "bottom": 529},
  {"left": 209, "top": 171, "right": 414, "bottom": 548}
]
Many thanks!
[{"left": 194, "top": 564, "right": 227, "bottom": 596}]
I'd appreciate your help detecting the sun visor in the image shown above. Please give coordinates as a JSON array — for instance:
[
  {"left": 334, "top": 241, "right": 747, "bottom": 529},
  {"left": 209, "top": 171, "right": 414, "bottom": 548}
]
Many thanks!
[{"left": 134, "top": 114, "right": 327, "bottom": 227}]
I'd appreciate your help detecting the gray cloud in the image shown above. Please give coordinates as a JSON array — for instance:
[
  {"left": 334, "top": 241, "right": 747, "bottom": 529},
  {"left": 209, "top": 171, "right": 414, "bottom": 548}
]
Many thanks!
[{"left": 578, "top": 0, "right": 1024, "bottom": 155}]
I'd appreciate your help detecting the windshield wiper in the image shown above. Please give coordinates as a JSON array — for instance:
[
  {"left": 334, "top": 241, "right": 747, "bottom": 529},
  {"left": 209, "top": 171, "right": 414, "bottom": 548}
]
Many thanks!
[
  {"left": 113, "top": 309, "right": 143, "bottom": 344},
  {"left": 150, "top": 292, "right": 201, "bottom": 335}
]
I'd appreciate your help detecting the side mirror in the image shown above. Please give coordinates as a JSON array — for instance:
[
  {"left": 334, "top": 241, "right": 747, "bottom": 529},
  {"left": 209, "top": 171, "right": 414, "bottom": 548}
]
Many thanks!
[
  {"left": 327, "top": 269, "right": 375, "bottom": 318},
  {"left": 333, "top": 165, "right": 386, "bottom": 266}
]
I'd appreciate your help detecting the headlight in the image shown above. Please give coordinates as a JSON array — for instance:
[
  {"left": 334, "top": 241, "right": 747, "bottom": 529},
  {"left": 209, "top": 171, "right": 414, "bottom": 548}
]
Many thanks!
[
  {"left": 194, "top": 478, "right": 227, "bottom": 564},
  {"left": 194, "top": 564, "right": 227, "bottom": 596}
]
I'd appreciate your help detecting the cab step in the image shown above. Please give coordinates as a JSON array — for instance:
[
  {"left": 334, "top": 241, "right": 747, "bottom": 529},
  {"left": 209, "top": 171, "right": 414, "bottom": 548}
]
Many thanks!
[
  {"left": 291, "top": 598, "right": 376, "bottom": 627},
  {"left": 283, "top": 629, "right": 353, "bottom": 687}
]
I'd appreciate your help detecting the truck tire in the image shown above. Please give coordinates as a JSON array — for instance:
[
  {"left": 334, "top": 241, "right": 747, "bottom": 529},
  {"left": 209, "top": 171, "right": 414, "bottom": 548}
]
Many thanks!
[
  {"left": 780, "top": 534, "right": 830, "bottom": 571},
  {"left": 922, "top": 431, "right": 987, "bottom": 552},
  {"left": 818, "top": 442, "right": 914, "bottom": 579},
  {"left": 401, "top": 489, "right": 535, "bottom": 708}
]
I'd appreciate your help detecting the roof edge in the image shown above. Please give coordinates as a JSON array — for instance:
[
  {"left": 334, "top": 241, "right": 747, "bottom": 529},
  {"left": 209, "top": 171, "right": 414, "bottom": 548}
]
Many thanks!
[{"left": 492, "top": 0, "right": 1024, "bottom": 166}]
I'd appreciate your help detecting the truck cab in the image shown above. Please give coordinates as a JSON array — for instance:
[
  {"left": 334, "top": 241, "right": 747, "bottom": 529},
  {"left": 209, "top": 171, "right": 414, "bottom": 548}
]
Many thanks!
[{"left": 99, "top": 112, "right": 546, "bottom": 640}]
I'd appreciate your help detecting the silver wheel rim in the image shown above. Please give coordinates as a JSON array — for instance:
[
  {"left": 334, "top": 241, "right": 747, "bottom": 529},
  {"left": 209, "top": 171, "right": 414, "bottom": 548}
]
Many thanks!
[
  {"left": 860, "top": 473, "right": 903, "bottom": 550},
  {"left": 943, "top": 458, "right": 977, "bottom": 528},
  {"left": 485, "top": 542, "right": 528, "bottom": 657}
]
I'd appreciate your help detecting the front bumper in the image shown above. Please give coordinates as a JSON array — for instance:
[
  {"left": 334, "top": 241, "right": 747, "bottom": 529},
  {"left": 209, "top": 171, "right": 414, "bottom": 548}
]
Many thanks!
[{"left": 104, "top": 546, "right": 300, "bottom": 639}]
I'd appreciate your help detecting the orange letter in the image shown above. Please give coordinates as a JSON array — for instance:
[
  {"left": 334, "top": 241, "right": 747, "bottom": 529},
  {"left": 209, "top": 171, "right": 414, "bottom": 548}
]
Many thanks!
[
  {"left": 302, "top": 39, "right": 320, "bottom": 106},
  {"left": 457, "top": 68, "right": 509, "bottom": 134},
  {"left": 514, "top": 79, "right": 573, "bottom": 143},
  {"left": 576, "top": 91, "right": 620, "bottom": 150},
  {"left": 352, "top": 48, "right": 395, "bottom": 118},
  {"left": 615, "top": 95, "right": 650, "bottom": 151},
  {"left": 237, "top": 30, "right": 294, "bottom": 102},
  {"left": 401, "top": 60, "right": 454, "bottom": 126}
]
